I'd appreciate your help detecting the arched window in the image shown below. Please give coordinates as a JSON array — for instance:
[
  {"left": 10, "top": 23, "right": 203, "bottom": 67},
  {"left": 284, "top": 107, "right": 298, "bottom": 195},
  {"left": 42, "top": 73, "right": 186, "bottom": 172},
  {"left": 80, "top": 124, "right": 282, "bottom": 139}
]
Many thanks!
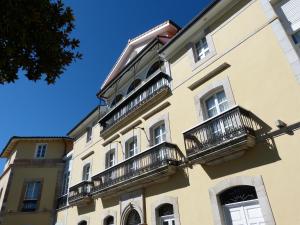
[
  {"left": 157, "top": 204, "right": 175, "bottom": 225},
  {"left": 127, "top": 79, "right": 141, "bottom": 94},
  {"left": 126, "top": 209, "right": 141, "bottom": 225},
  {"left": 78, "top": 220, "right": 87, "bottom": 225},
  {"left": 104, "top": 216, "right": 114, "bottom": 225},
  {"left": 82, "top": 163, "right": 91, "bottom": 181},
  {"left": 147, "top": 60, "right": 164, "bottom": 78},
  {"left": 219, "top": 185, "right": 258, "bottom": 205},
  {"left": 111, "top": 94, "right": 123, "bottom": 107},
  {"left": 220, "top": 185, "right": 265, "bottom": 225}
]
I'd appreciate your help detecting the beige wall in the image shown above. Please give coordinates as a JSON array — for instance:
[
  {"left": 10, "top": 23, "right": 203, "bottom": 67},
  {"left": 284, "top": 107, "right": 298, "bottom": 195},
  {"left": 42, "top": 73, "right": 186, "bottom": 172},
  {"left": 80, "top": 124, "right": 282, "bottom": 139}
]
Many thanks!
[{"left": 57, "top": 0, "right": 300, "bottom": 225}]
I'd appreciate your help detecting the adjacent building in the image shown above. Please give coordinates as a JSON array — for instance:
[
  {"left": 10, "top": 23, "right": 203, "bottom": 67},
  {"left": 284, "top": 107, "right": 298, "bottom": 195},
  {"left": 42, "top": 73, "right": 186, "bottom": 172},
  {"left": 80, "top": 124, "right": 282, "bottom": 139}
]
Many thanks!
[
  {"left": 1, "top": 0, "right": 300, "bottom": 225},
  {"left": 0, "top": 137, "right": 73, "bottom": 225}
]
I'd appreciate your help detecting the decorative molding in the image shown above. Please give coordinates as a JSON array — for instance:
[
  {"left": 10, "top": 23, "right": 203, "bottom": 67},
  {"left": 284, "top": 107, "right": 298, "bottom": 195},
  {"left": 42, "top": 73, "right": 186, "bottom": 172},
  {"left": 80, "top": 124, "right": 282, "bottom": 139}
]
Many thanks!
[
  {"left": 81, "top": 151, "right": 94, "bottom": 160},
  {"left": 102, "top": 134, "right": 120, "bottom": 147},
  {"left": 188, "top": 63, "right": 231, "bottom": 90},
  {"left": 120, "top": 120, "right": 142, "bottom": 135}
]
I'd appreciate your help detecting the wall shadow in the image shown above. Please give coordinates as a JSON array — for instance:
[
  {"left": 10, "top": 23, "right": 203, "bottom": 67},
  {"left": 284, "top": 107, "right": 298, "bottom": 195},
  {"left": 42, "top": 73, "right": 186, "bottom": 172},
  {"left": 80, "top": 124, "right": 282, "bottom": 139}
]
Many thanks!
[
  {"left": 200, "top": 112, "right": 282, "bottom": 179},
  {"left": 101, "top": 195, "right": 119, "bottom": 209},
  {"left": 145, "top": 168, "right": 190, "bottom": 198},
  {"left": 77, "top": 201, "right": 96, "bottom": 215}
]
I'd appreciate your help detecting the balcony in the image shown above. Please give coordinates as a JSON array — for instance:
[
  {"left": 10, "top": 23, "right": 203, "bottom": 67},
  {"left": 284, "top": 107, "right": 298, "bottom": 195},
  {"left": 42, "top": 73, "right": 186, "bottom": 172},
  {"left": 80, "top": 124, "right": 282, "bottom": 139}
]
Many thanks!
[
  {"left": 91, "top": 142, "right": 184, "bottom": 198},
  {"left": 100, "top": 71, "right": 171, "bottom": 137},
  {"left": 68, "top": 181, "right": 93, "bottom": 206},
  {"left": 57, "top": 194, "right": 68, "bottom": 209},
  {"left": 183, "top": 106, "right": 256, "bottom": 165}
]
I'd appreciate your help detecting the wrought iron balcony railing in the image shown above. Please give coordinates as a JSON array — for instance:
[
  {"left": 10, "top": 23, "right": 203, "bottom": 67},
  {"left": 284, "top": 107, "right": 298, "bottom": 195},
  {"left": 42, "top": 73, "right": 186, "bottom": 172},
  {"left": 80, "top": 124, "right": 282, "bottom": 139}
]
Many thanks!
[
  {"left": 91, "top": 142, "right": 183, "bottom": 197},
  {"left": 183, "top": 106, "right": 256, "bottom": 164},
  {"left": 57, "top": 194, "right": 68, "bottom": 209},
  {"left": 68, "top": 181, "right": 93, "bottom": 205},
  {"left": 100, "top": 71, "right": 171, "bottom": 135}
]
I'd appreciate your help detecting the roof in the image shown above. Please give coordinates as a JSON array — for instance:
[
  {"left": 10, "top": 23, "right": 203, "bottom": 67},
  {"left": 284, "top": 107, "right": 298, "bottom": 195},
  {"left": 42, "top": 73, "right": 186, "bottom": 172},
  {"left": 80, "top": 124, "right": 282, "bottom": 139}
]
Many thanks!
[
  {"left": 159, "top": 0, "right": 221, "bottom": 54},
  {"left": 1, "top": 136, "right": 73, "bottom": 158},
  {"left": 67, "top": 105, "right": 102, "bottom": 137},
  {"left": 98, "top": 20, "right": 180, "bottom": 96}
]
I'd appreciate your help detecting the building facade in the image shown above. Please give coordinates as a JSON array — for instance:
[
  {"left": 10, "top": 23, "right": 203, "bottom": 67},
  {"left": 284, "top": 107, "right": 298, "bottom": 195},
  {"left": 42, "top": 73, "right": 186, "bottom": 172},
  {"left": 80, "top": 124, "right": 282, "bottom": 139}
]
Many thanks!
[
  {"left": 0, "top": 137, "right": 73, "bottom": 225},
  {"left": 1, "top": 0, "right": 300, "bottom": 225}
]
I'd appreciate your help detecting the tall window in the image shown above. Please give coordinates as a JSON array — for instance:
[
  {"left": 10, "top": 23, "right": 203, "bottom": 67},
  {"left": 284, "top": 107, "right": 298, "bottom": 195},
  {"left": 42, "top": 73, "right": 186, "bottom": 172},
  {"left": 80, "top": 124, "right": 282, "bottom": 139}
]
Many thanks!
[
  {"left": 125, "top": 137, "right": 137, "bottom": 159},
  {"left": 152, "top": 122, "right": 166, "bottom": 145},
  {"left": 86, "top": 126, "right": 93, "bottom": 143},
  {"left": 104, "top": 216, "right": 114, "bottom": 225},
  {"left": 82, "top": 163, "right": 91, "bottom": 181},
  {"left": 111, "top": 94, "right": 123, "bottom": 107},
  {"left": 147, "top": 60, "right": 164, "bottom": 78},
  {"left": 105, "top": 149, "right": 116, "bottom": 168},
  {"left": 205, "top": 90, "right": 229, "bottom": 118},
  {"left": 61, "top": 171, "right": 70, "bottom": 196},
  {"left": 204, "top": 90, "right": 230, "bottom": 135},
  {"left": 195, "top": 37, "right": 210, "bottom": 61},
  {"left": 35, "top": 144, "right": 47, "bottom": 158},
  {"left": 127, "top": 79, "right": 141, "bottom": 94},
  {"left": 158, "top": 204, "right": 175, "bottom": 225},
  {"left": 21, "top": 181, "right": 41, "bottom": 212},
  {"left": 292, "top": 30, "right": 300, "bottom": 47}
]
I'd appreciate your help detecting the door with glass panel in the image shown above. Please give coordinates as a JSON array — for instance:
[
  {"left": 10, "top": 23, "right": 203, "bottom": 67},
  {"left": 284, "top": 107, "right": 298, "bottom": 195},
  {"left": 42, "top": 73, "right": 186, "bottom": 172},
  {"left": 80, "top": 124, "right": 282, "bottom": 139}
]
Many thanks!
[
  {"left": 205, "top": 90, "right": 231, "bottom": 139},
  {"left": 158, "top": 204, "right": 175, "bottom": 225},
  {"left": 153, "top": 123, "right": 167, "bottom": 163},
  {"left": 125, "top": 137, "right": 138, "bottom": 174}
]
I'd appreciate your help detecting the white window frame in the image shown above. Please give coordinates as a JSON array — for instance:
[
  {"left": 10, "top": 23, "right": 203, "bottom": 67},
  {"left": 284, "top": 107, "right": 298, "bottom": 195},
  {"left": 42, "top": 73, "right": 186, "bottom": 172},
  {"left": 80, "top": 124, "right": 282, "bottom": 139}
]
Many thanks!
[
  {"left": 203, "top": 89, "right": 229, "bottom": 119},
  {"left": 86, "top": 127, "right": 93, "bottom": 143},
  {"left": 35, "top": 143, "right": 47, "bottom": 159},
  {"left": 152, "top": 122, "right": 167, "bottom": 145},
  {"left": 195, "top": 36, "right": 210, "bottom": 61},
  {"left": 105, "top": 149, "right": 116, "bottom": 169},
  {"left": 82, "top": 163, "right": 91, "bottom": 181}
]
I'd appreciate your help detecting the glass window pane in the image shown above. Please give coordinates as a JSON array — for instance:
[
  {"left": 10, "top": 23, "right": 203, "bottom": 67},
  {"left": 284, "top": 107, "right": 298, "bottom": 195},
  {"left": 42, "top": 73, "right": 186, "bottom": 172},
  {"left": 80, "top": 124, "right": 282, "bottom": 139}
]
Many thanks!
[{"left": 292, "top": 30, "right": 300, "bottom": 44}]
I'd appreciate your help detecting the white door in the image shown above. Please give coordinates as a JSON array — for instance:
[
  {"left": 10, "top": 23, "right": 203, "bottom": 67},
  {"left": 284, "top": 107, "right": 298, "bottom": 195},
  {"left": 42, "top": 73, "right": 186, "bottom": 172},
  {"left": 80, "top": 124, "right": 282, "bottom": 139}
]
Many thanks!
[{"left": 223, "top": 200, "right": 265, "bottom": 225}]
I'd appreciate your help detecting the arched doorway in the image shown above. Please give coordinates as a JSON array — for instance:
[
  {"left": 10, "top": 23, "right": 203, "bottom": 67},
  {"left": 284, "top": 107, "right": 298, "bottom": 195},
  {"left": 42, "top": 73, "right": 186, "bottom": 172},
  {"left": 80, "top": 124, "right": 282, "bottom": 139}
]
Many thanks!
[
  {"left": 220, "top": 185, "right": 265, "bottom": 225},
  {"left": 125, "top": 209, "right": 141, "bottom": 225}
]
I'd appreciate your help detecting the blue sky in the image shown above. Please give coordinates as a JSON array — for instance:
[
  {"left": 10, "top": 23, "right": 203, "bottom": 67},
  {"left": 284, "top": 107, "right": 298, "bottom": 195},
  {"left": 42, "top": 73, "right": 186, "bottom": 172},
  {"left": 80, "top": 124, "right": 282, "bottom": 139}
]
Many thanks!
[{"left": 0, "top": 0, "right": 212, "bottom": 170}]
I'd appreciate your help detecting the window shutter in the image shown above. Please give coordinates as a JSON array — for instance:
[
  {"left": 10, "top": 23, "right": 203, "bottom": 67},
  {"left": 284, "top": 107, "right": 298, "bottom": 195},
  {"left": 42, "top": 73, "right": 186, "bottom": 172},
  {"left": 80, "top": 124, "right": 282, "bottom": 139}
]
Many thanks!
[{"left": 277, "top": 0, "right": 300, "bottom": 32}]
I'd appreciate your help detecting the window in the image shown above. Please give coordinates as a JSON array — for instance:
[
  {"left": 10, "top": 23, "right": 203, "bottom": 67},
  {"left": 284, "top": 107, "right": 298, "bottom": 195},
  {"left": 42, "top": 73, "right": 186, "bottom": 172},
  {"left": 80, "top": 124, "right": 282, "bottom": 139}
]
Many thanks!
[
  {"left": 111, "top": 94, "right": 123, "bottom": 107},
  {"left": 86, "top": 126, "right": 93, "bottom": 143},
  {"left": 82, "top": 163, "right": 91, "bottom": 181},
  {"left": 195, "top": 37, "right": 210, "bottom": 61},
  {"left": 127, "top": 79, "right": 141, "bottom": 94},
  {"left": 147, "top": 60, "right": 164, "bottom": 78},
  {"left": 35, "top": 144, "right": 47, "bottom": 159},
  {"left": 0, "top": 188, "right": 3, "bottom": 199},
  {"left": 204, "top": 90, "right": 230, "bottom": 135},
  {"left": 205, "top": 90, "right": 229, "bottom": 118},
  {"left": 21, "top": 181, "right": 41, "bottom": 212},
  {"left": 61, "top": 171, "right": 70, "bottom": 196},
  {"left": 126, "top": 209, "right": 141, "bottom": 225},
  {"left": 105, "top": 149, "right": 116, "bottom": 168},
  {"left": 125, "top": 137, "right": 138, "bottom": 173},
  {"left": 158, "top": 204, "right": 175, "bottom": 225},
  {"left": 152, "top": 122, "right": 166, "bottom": 145},
  {"left": 292, "top": 29, "right": 300, "bottom": 46},
  {"left": 78, "top": 221, "right": 87, "bottom": 225},
  {"left": 125, "top": 137, "right": 138, "bottom": 159},
  {"left": 104, "top": 216, "right": 114, "bottom": 225}
]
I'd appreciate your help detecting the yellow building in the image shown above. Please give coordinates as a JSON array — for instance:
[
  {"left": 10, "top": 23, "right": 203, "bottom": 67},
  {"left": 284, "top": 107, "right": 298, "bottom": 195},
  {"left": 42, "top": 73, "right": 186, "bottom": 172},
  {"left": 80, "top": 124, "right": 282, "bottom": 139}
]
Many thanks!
[
  {"left": 0, "top": 136, "right": 73, "bottom": 225},
  {"left": 2, "top": 0, "right": 300, "bottom": 224}
]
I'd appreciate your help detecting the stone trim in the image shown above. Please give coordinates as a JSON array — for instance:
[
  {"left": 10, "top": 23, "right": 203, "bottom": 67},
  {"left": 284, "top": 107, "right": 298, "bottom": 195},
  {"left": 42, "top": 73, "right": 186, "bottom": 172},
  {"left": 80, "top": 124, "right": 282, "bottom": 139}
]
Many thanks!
[
  {"left": 101, "top": 210, "right": 117, "bottom": 225},
  {"left": 120, "top": 202, "right": 145, "bottom": 225},
  {"left": 105, "top": 142, "right": 119, "bottom": 166},
  {"left": 209, "top": 176, "right": 276, "bottom": 225},
  {"left": 260, "top": 0, "right": 300, "bottom": 84},
  {"left": 151, "top": 196, "right": 181, "bottom": 225},
  {"left": 145, "top": 113, "right": 172, "bottom": 147},
  {"left": 193, "top": 76, "right": 235, "bottom": 122}
]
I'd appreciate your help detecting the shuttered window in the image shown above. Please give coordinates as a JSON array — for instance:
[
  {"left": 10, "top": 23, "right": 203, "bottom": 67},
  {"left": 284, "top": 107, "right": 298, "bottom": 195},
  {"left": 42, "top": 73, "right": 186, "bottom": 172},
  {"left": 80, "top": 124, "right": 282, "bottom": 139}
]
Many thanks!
[{"left": 276, "top": 0, "right": 300, "bottom": 32}]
